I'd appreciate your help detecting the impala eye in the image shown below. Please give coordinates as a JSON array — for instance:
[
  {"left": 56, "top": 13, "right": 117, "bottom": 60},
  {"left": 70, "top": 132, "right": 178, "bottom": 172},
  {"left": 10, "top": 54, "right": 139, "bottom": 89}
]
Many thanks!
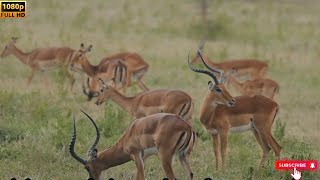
[{"left": 215, "top": 88, "right": 222, "bottom": 93}]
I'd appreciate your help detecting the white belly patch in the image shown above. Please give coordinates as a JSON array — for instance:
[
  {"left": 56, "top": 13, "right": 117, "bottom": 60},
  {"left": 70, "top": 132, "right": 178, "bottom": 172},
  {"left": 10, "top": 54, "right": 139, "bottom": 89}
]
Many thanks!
[
  {"left": 208, "top": 128, "right": 219, "bottom": 135},
  {"left": 229, "top": 122, "right": 253, "bottom": 133},
  {"left": 143, "top": 147, "right": 158, "bottom": 158}
]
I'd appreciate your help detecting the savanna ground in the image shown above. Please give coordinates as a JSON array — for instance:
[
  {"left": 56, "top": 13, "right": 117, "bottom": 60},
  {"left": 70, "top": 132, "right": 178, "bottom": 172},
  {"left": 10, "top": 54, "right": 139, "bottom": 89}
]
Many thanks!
[{"left": 0, "top": 0, "right": 319, "bottom": 179}]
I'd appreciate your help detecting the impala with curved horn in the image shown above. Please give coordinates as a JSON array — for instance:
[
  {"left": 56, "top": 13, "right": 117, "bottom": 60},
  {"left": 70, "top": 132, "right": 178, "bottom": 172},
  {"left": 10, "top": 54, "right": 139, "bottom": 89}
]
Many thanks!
[
  {"left": 69, "top": 110, "right": 196, "bottom": 180},
  {"left": 188, "top": 50, "right": 281, "bottom": 169},
  {"left": 191, "top": 41, "right": 268, "bottom": 80},
  {"left": 1, "top": 37, "right": 79, "bottom": 90},
  {"left": 96, "top": 78, "right": 194, "bottom": 123}
]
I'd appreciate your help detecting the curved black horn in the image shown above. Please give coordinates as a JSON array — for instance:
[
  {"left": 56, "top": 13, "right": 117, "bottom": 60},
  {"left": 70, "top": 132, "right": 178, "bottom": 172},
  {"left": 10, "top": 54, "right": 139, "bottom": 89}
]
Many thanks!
[
  {"left": 197, "top": 49, "right": 224, "bottom": 82},
  {"left": 187, "top": 51, "right": 220, "bottom": 84},
  {"left": 80, "top": 110, "right": 100, "bottom": 156},
  {"left": 69, "top": 113, "right": 87, "bottom": 165}
]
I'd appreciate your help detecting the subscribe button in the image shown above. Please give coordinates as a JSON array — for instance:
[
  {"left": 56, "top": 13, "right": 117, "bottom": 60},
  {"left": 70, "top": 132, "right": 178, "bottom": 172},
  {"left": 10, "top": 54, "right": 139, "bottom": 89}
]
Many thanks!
[{"left": 275, "top": 160, "right": 318, "bottom": 171}]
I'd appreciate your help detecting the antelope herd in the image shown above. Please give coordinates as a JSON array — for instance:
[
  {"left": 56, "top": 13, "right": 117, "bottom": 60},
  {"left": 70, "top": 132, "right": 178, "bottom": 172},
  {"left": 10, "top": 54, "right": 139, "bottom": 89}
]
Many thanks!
[{"left": 1, "top": 37, "right": 282, "bottom": 180}]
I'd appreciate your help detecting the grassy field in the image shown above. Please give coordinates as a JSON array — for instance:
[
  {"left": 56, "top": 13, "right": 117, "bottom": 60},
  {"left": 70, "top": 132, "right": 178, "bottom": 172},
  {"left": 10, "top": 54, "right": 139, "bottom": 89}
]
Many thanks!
[{"left": 0, "top": 0, "right": 320, "bottom": 179}]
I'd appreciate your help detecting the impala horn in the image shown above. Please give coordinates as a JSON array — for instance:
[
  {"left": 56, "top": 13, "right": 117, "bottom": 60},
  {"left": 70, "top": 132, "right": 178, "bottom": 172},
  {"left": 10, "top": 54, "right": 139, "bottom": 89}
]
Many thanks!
[
  {"left": 69, "top": 113, "right": 87, "bottom": 165},
  {"left": 197, "top": 50, "right": 224, "bottom": 83},
  {"left": 80, "top": 110, "right": 100, "bottom": 156},
  {"left": 187, "top": 51, "right": 220, "bottom": 85}
]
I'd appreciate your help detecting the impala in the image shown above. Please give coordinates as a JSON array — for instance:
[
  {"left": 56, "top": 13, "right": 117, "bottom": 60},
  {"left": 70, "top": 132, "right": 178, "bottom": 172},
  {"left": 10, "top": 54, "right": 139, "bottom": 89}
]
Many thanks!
[
  {"left": 95, "top": 78, "right": 194, "bottom": 123},
  {"left": 0, "top": 37, "right": 78, "bottom": 90},
  {"left": 188, "top": 50, "right": 281, "bottom": 169},
  {"left": 70, "top": 44, "right": 149, "bottom": 93},
  {"left": 69, "top": 110, "right": 196, "bottom": 180},
  {"left": 82, "top": 58, "right": 127, "bottom": 100},
  {"left": 224, "top": 71, "right": 279, "bottom": 99},
  {"left": 191, "top": 41, "right": 268, "bottom": 80}
]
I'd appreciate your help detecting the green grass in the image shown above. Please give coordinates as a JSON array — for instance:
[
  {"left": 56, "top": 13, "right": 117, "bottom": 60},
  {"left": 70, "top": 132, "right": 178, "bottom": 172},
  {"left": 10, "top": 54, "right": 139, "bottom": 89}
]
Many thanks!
[{"left": 1, "top": 0, "right": 320, "bottom": 179}]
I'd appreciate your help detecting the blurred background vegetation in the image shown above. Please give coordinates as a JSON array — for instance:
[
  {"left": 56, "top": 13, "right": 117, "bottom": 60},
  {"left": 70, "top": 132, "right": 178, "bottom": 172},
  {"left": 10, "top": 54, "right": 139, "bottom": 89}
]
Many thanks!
[{"left": 0, "top": 0, "right": 319, "bottom": 179}]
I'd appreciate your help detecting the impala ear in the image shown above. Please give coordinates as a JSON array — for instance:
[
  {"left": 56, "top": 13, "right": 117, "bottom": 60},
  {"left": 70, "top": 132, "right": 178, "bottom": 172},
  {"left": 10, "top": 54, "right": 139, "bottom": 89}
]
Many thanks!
[
  {"left": 208, "top": 81, "right": 214, "bottom": 90},
  {"left": 89, "top": 148, "right": 98, "bottom": 159},
  {"left": 87, "top": 45, "right": 92, "bottom": 52}
]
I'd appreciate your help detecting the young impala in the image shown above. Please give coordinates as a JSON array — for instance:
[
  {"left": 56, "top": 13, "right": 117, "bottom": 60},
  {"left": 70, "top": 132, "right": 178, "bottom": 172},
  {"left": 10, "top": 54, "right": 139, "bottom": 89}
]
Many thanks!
[
  {"left": 0, "top": 37, "right": 78, "bottom": 90},
  {"left": 188, "top": 50, "right": 281, "bottom": 169},
  {"left": 70, "top": 44, "right": 149, "bottom": 94},
  {"left": 69, "top": 110, "right": 196, "bottom": 180},
  {"left": 191, "top": 41, "right": 268, "bottom": 80},
  {"left": 95, "top": 78, "right": 194, "bottom": 123},
  {"left": 224, "top": 70, "right": 279, "bottom": 99}
]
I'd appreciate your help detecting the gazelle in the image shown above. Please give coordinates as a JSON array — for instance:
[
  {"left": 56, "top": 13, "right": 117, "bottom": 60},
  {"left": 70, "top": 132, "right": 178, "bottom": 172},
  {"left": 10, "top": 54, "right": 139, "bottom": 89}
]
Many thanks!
[
  {"left": 0, "top": 37, "right": 78, "bottom": 90},
  {"left": 188, "top": 50, "right": 281, "bottom": 169},
  {"left": 69, "top": 110, "right": 196, "bottom": 180},
  {"left": 95, "top": 78, "right": 194, "bottom": 123},
  {"left": 224, "top": 70, "right": 279, "bottom": 99},
  {"left": 70, "top": 44, "right": 149, "bottom": 93},
  {"left": 191, "top": 41, "right": 268, "bottom": 80}
]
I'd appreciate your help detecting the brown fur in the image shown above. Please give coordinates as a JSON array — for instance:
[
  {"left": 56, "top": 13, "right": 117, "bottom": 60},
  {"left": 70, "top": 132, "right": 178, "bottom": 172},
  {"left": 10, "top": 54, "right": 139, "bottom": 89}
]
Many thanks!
[
  {"left": 96, "top": 81, "right": 194, "bottom": 123},
  {"left": 1, "top": 38, "right": 77, "bottom": 89}
]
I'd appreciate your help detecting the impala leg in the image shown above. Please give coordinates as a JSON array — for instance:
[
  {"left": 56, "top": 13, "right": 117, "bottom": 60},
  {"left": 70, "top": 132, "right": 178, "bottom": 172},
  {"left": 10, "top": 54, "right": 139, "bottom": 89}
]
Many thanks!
[
  {"left": 42, "top": 73, "right": 49, "bottom": 87},
  {"left": 220, "top": 130, "right": 228, "bottom": 169},
  {"left": 137, "top": 80, "right": 149, "bottom": 91},
  {"left": 252, "top": 129, "right": 270, "bottom": 168},
  {"left": 158, "top": 148, "right": 176, "bottom": 180},
  {"left": 210, "top": 134, "right": 220, "bottom": 170},
  {"left": 27, "top": 69, "right": 36, "bottom": 86},
  {"left": 266, "top": 133, "right": 281, "bottom": 159},
  {"left": 179, "top": 153, "right": 193, "bottom": 180},
  {"left": 132, "top": 153, "right": 145, "bottom": 180},
  {"left": 65, "top": 66, "right": 76, "bottom": 91}
]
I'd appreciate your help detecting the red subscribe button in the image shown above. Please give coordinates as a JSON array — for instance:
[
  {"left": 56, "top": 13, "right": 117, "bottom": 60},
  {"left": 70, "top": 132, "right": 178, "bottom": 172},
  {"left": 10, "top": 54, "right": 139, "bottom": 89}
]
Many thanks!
[{"left": 275, "top": 160, "right": 318, "bottom": 171}]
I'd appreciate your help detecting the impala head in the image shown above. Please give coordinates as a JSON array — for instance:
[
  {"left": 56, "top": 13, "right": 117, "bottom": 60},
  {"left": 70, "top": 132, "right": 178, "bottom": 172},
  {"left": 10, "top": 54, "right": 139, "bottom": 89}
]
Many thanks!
[
  {"left": 188, "top": 50, "right": 235, "bottom": 107},
  {"left": 83, "top": 77, "right": 100, "bottom": 101},
  {"left": 95, "top": 78, "right": 115, "bottom": 105},
  {"left": 69, "top": 110, "right": 103, "bottom": 180},
  {"left": 1, "top": 37, "right": 18, "bottom": 58},
  {"left": 70, "top": 43, "right": 92, "bottom": 71},
  {"left": 191, "top": 39, "right": 205, "bottom": 64}
]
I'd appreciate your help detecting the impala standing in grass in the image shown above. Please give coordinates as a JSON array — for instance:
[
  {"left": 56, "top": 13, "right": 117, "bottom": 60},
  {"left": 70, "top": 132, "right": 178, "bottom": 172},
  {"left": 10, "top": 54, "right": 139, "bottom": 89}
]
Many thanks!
[
  {"left": 223, "top": 70, "right": 279, "bottom": 99},
  {"left": 95, "top": 78, "right": 194, "bottom": 123},
  {"left": 70, "top": 44, "right": 149, "bottom": 95},
  {"left": 188, "top": 50, "right": 281, "bottom": 169},
  {"left": 192, "top": 41, "right": 268, "bottom": 80},
  {"left": 69, "top": 110, "right": 196, "bottom": 180},
  {"left": 1, "top": 37, "right": 79, "bottom": 90}
]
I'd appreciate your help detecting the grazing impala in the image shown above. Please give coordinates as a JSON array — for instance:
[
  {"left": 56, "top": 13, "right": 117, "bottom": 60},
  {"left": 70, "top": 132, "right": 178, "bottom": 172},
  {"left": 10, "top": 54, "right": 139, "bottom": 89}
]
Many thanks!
[
  {"left": 224, "top": 71, "right": 279, "bottom": 99},
  {"left": 191, "top": 41, "right": 268, "bottom": 80},
  {"left": 70, "top": 44, "right": 149, "bottom": 93},
  {"left": 95, "top": 78, "right": 194, "bottom": 123},
  {"left": 69, "top": 110, "right": 196, "bottom": 180},
  {"left": 188, "top": 50, "right": 281, "bottom": 169},
  {"left": 0, "top": 37, "right": 78, "bottom": 90}
]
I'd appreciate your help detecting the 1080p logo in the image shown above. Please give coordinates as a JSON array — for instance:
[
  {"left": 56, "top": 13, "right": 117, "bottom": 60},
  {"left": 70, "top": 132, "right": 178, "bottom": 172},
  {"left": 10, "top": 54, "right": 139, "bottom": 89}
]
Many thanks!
[{"left": 0, "top": 0, "right": 26, "bottom": 18}]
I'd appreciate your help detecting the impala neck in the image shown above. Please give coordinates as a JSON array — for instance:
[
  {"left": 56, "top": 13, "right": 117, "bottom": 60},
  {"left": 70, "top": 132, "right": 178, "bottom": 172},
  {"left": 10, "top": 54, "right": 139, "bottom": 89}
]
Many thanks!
[
  {"left": 81, "top": 59, "right": 99, "bottom": 77},
  {"left": 228, "top": 75, "right": 244, "bottom": 93},
  {"left": 97, "top": 142, "right": 131, "bottom": 170},
  {"left": 9, "top": 44, "right": 29, "bottom": 64},
  {"left": 199, "top": 91, "right": 218, "bottom": 126},
  {"left": 109, "top": 89, "right": 135, "bottom": 116}
]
